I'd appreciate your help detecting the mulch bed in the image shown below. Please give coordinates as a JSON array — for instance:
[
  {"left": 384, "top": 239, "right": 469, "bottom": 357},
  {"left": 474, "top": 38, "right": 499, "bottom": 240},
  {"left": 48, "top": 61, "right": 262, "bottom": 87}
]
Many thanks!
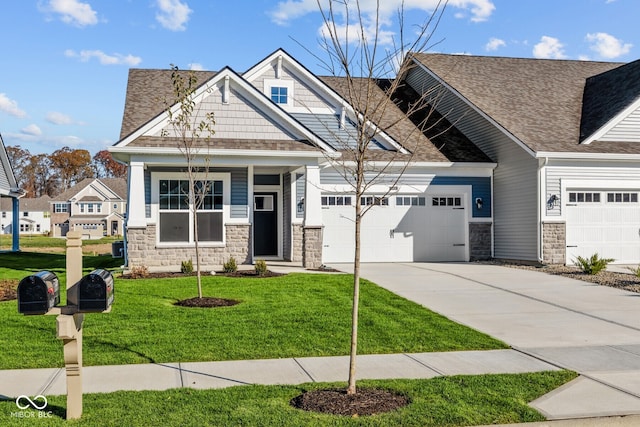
[
  {"left": 0, "top": 279, "right": 18, "bottom": 302},
  {"left": 290, "top": 388, "right": 409, "bottom": 417},
  {"left": 174, "top": 297, "right": 240, "bottom": 308},
  {"left": 121, "top": 270, "right": 284, "bottom": 279}
]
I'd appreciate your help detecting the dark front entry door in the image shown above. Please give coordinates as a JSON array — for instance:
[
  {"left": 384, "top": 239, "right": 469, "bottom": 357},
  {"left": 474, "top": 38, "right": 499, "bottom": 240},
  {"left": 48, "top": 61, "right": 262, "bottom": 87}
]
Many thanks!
[{"left": 254, "top": 193, "right": 278, "bottom": 256}]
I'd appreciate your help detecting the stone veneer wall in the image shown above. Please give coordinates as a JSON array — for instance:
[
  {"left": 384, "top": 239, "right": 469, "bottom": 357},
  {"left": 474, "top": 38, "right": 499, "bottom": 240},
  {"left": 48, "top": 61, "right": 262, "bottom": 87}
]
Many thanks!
[
  {"left": 469, "top": 222, "right": 492, "bottom": 261},
  {"left": 126, "top": 224, "right": 252, "bottom": 271},
  {"left": 542, "top": 222, "right": 566, "bottom": 265},
  {"left": 291, "top": 223, "right": 303, "bottom": 263},
  {"left": 302, "top": 226, "right": 323, "bottom": 269}
]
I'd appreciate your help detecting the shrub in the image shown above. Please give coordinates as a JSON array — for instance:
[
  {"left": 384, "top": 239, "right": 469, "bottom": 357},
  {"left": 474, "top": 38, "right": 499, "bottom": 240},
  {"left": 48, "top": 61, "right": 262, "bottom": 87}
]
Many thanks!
[
  {"left": 627, "top": 265, "right": 640, "bottom": 278},
  {"left": 223, "top": 257, "right": 238, "bottom": 273},
  {"left": 129, "top": 265, "right": 149, "bottom": 279},
  {"left": 181, "top": 259, "right": 194, "bottom": 274},
  {"left": 573, "top": 253, "right": 615, "bottom": 275},
  {"left": 254, "top": 259, "right": 268, "bottom": 276}
]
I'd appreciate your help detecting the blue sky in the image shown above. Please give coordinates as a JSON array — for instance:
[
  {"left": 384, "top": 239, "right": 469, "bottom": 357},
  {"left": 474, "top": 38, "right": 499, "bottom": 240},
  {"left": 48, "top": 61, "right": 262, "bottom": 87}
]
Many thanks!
[{"left": 0, "top": 0, "right": 637, "bottom": 156}]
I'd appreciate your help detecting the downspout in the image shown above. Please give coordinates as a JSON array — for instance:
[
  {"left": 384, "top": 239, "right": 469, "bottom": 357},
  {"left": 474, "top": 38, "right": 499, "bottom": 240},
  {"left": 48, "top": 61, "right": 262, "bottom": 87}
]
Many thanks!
[{"left": 537, "top": 157, "right": 548, "bottom": 263}]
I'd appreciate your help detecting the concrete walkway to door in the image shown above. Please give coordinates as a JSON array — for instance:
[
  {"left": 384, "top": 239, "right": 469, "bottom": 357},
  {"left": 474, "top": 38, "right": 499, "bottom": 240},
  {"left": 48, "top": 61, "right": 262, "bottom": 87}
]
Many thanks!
[{"left": 328, "top": 262, "right": 640, "bottom": 421}]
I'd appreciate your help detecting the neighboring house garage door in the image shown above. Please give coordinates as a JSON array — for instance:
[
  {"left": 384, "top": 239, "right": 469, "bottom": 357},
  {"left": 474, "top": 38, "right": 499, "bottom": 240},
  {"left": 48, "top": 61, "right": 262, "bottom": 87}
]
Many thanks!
[
  {"left": 321, "top": 193, "right": 467, "bottom": 263},
  {"left": 565, "top": 190, "right": 640, "bottom": 264}
]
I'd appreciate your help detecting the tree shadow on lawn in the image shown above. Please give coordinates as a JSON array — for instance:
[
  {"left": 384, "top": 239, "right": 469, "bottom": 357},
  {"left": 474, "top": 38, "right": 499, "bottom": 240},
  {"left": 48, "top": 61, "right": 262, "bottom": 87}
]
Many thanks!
[{"left": 0, "top": 252, "right": 121, "bottom": 274}]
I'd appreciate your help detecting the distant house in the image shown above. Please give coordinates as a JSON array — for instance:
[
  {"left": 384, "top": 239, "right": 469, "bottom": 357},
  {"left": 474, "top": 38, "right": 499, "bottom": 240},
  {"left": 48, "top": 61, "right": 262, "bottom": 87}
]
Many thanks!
[
  {"left": 50, "top": 178, "right": 127, "bottom": 239},
  {"left": 0, "top": 133, "right": 24, "bottom": 251},
  {"left": 1, "top": 196, "right": 51, "bottom": 235}
]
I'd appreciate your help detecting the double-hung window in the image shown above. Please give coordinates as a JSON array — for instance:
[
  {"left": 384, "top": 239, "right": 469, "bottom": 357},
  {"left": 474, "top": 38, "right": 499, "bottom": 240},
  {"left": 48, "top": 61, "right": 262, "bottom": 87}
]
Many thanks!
[{"left": 158, "top": 178, "right": 225, "bottom": 243}]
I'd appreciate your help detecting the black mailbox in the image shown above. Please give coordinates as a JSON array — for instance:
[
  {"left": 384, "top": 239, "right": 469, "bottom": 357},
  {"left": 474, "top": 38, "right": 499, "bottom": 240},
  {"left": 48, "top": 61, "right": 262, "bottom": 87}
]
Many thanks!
[
  {"left": 18, "top": 271, "right": 60, "bottom": 315},
  {"left": 78, "top": 269, "right": 114, "bottom": 312}
]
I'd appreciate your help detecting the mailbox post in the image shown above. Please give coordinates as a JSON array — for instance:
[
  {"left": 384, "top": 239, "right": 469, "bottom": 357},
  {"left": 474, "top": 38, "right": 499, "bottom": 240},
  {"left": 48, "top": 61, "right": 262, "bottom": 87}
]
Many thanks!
[
  {"left": 17, "top": 230, "right": 114, "bottom": 420},
  {"left": 58, "top": 230, "right": 85, "bottom": 420}
]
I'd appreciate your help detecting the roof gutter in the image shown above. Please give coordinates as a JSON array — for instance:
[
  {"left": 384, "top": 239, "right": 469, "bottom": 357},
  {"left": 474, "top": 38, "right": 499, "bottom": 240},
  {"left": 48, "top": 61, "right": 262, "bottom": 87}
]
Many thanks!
[
  {"left": 535, "top": 151, "right": 640, "bottom": 161},
  {"left": 109, "top": 146, "right": 340, "bottom": 159}
]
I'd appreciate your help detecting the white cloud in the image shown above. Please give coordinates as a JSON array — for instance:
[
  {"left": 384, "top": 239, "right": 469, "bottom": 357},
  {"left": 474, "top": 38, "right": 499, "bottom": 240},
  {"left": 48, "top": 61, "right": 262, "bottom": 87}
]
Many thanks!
[
  {"left": 188, "top": 63, "right": 204, "bottom": 71},
  {"left": 155, "top": 0, "right": 192, "bottom": 31},
  {"left": 533, "top": 36, "right": 567, "bottom": 59},
  {"left": 65, "top": 49, "right": 142, "bottom": 66},
  {"left": 586, "top": 32, "right": 632, "bottom": 59},
  {"left": 485, "top": 37, "right": 506, "bottom": 51},
  {"left": 270, "top": 0, "right": 495, "bottom": 44},
  {"left": 41, "top": 0, "right": 98, "bottom": 27},
  {"left": 21, "top": 124, "right": 42, "bottom": 136},
  {"left": 46, "top": 111, "right": 74, "bottom": 125},
  {"left": 0, "top": 93, "right": 27, "bottom": 118}
]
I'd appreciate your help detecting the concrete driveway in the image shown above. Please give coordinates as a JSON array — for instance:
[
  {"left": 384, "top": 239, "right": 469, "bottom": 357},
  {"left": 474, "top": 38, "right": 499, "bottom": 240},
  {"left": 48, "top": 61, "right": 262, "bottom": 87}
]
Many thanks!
[{"left": 329, "top": 262, "right": 640, "bottom": 420}]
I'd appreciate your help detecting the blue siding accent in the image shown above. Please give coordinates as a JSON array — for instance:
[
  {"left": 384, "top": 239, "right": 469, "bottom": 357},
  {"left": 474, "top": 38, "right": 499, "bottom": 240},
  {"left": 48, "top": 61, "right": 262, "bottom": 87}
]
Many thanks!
[
  {"left": 231, "top": 168, "right": 248, "bottom": 218},
  {"left": 144, "top": 170, "right": 151, "bottom": 218},
  {"left": 295, "top": 173, "right": 305, "bottom": 218},
  {"left": 431, "top": 176, "right": 491, "bottom": 218}
]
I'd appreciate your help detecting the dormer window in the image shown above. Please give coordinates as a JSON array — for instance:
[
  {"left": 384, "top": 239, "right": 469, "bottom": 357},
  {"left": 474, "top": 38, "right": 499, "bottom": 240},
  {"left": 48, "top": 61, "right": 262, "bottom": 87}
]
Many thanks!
[{"left": 270, "top": 86, "right": 288, "bottom": 104}]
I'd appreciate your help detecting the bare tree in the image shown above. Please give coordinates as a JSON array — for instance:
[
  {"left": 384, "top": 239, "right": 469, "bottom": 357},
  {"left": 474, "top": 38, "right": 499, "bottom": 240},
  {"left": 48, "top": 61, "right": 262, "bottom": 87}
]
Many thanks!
[
  {"left": 162, "top": 65, "right": 216, "bottom": 298},
  {"left": 311, "top": 0, "right": 449, "bottom": 394}
]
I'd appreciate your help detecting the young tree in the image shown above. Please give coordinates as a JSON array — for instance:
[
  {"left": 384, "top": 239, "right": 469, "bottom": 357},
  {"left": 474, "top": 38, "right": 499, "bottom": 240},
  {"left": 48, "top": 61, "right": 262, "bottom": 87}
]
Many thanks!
[
  {"left": 162, "top": 65, "right": 216, "bottom": 298},
  {"left": 312, "top": 0, "right": 448, "bottom": 394}
]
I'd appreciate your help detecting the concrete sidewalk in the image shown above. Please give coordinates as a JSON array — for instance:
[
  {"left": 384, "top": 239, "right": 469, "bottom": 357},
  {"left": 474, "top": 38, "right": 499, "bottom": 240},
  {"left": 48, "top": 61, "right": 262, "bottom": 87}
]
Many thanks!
[
  {"left": 339, "top": 262, "right": 640, "bottom": 422},
  {"left": 0, "top": 349, "right": 559, "bottom": 397}
]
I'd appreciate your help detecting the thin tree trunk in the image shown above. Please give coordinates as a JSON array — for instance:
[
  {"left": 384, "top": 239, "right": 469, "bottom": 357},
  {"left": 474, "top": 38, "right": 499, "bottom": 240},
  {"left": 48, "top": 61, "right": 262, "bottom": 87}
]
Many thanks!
[{"left": 347, "top": 187, "right": 363, "bottom": 395}]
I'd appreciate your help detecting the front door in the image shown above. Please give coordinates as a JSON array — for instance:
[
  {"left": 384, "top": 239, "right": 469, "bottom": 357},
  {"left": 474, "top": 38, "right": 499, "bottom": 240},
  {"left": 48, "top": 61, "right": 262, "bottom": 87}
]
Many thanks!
[{"left": 254, "top": 193, "right": 278, "bottom": 257}]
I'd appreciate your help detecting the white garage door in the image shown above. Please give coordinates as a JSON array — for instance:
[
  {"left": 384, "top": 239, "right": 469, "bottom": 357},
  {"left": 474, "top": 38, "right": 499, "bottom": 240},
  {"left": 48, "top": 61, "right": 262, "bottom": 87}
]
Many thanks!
[
  {"left": 321, "top": 194, "right": 467, "bottom": 263},
  {"left": 566, "top": 190, "right": 640, "bottom": 264}
]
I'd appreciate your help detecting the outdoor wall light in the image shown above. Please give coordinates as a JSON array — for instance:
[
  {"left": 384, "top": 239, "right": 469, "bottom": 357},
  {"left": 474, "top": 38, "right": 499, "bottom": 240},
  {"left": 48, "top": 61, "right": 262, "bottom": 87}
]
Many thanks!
[
  {"left": 475, "top": 197, "right": 483, "bottom": 210},
  {"left": 547, "top": 194, "right": 559, "bottom": 209},
  {"left": 297, "top": 197, "right": 305, "bottom": 213}
]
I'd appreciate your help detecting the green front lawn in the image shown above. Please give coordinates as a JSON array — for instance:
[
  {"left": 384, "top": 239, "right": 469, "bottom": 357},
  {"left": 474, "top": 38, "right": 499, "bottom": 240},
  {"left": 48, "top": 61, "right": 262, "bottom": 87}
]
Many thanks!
[
  {"left": 0, "top": 252, "right": 506, "bottom": 369},
  {"left": 0, "top": 373, "right": 576, "bottom": 426},
  {"left": 1, "top": 235, "right": 120, "bottom": 249}
]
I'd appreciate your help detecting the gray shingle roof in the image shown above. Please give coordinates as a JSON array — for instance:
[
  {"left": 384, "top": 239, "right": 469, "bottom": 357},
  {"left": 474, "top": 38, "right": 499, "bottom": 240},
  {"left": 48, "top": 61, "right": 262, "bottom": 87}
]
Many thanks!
[
  {"left": 414, "top": 53, "right": 640, "bottom": 154},
  {"left": 118, "top": 65, "right": 488, "bottom": 163},
  {"left": 51, "top": 178, "right": 127, "bottom": 202},
  {"left": 580, "top": 58, "right": 640, "bottom": 142},
  {"left": 0, "top": 196, "right": 51, "bottom": 211},
  {"left": 119, "top": 69, "right": 216, "bottom": 140}
]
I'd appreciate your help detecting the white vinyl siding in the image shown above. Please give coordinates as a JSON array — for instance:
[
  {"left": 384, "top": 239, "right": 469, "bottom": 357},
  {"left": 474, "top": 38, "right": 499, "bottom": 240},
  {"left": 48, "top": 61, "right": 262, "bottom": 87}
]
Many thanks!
[
  {"left": 406, "top": 67, "right": 538, "bottom": 261},
  {"left": 545, "top": 164, "right": 640, "bottom": 217},
  {"left": 599, "top": 107, "right": 640, "bottom": 142}
]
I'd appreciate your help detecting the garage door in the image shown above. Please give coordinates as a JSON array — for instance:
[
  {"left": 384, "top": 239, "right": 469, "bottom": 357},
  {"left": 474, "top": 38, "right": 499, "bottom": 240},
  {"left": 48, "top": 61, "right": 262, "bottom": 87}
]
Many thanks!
[
  {"left": 321, "top": 194, "right": 467, "bottom": 263},
  {"left": 566, "top": 190, "right": 640, "bottom": 264}
]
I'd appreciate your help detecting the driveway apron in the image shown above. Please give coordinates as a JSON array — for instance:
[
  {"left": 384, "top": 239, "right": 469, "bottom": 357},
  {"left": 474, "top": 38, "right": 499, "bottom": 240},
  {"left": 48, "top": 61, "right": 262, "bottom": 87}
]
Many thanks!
[{"left": 332, "top": 262, "right": 640, "bottom": 420}]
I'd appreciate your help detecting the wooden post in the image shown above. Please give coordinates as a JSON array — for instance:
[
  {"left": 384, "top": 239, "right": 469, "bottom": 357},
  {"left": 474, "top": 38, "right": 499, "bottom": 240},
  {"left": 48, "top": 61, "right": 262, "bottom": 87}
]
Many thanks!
[{"left": 56, "top": 230, "right": 85, "bottom": 420}]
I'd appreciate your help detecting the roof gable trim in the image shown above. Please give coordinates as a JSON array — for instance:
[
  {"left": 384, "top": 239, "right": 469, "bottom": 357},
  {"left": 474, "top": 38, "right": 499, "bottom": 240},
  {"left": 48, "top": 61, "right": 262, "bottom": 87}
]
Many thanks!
[{"left": 581, "top": 96, "right": 640, "bottom": 145}]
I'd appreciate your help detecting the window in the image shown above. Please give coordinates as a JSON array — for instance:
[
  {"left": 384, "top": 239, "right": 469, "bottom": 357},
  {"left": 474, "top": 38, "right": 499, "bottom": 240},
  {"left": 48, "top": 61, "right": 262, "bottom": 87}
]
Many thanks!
[
  {"left": 54, "top": 203, "right": 68, "bottom": 213},
  {"left": 254, "top": 195, "right": 274, "bottom": 211},
  {"left": 361, "top": 196, "right": 389, "bottom": 206},
  {"left": 1, "top": 212, "right": 5, "bottom": 218},
  {"left": 396, "top": 196, "right": 426, "bottom": 206},
  {"left": 44, "top": 211, "right": 50, "bottom": 218},
  {"left": 569, "top": 192, "right": 601, "bottom": 203},
  {"left": 23, "top": 211, "right": 28, "bottom": 217},
  {"left": 270, "top": 86, "right": 288, "bottom": 104},
  {"left": 88, "top": 204, "right": 94, "bottom": 213},
  {"left": 321, "top": 196, "right": 352, "bottom": 206},
  {"left": 432, "top": 197, "right": 462, "bottom": 207},
  {"left": 158, "top": 179, "right": 224, "bottom": 243},
  {"left": 607, "top": 192, "right": 638, "bottom": 203}
]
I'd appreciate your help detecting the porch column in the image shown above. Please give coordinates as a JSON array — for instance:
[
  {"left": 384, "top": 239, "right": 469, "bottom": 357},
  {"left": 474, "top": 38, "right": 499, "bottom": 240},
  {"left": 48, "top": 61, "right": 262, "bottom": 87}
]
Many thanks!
[
  {"left": 303, "top": 165, "right": 322, "bottom": 227},
  {"left": 303, "top": 165, "right": 323, "bottom": 268},
  {"left": 11, "top": 197, "right": 19, "bottom": 251},
  {"left": 127, "top": 162, "right": 146, "bottom": 228}
]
